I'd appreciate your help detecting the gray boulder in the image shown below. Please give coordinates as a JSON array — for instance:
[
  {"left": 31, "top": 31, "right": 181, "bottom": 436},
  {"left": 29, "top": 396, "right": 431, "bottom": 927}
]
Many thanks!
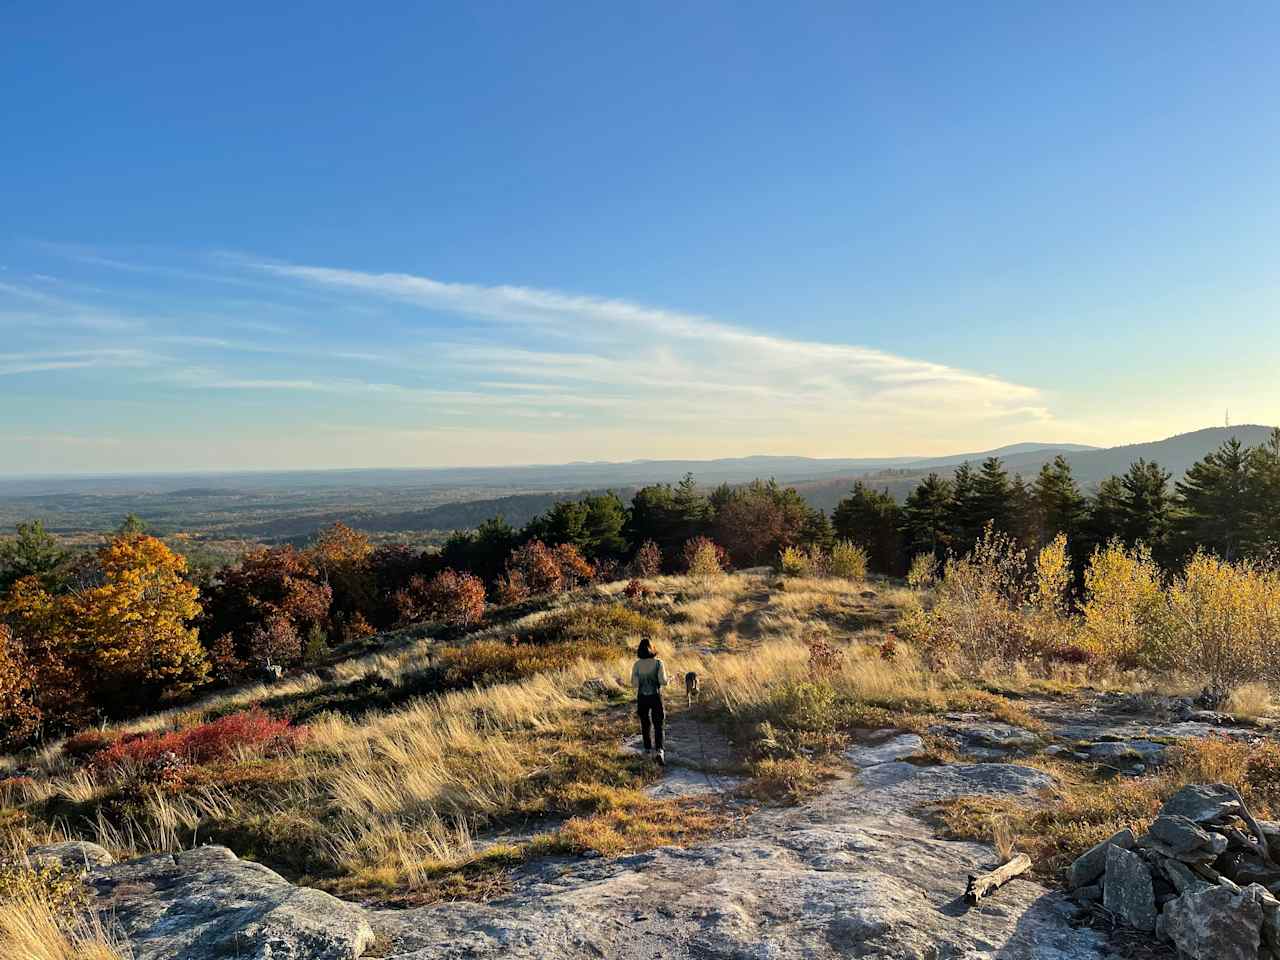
[
  {"left": 1103, "top": 844, "right": 1156, "bottom": 932},
  {"left": 1146, "top": 815, "right": 1229, "bottom": 862},
  {"left": 91, "top": 846, "right": 374, "bottom": 960},
  {"left": 27, "top": 840, "right": 114, "bottom": 871},
  {"left": 1069, "top": 828, "right": 1135, "bottom": 889},
  {"left": 1160, "top": 783, "right": 1242, "bottom": 824},
  {"left": 1162, "top": 885, "right": 1264, "bottom": 960}
]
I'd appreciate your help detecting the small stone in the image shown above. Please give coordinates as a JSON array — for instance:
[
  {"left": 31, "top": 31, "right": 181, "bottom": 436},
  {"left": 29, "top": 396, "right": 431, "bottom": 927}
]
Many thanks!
[
  {"left": 1069, "top": 827, "right": 1135, "bottom": 888},
  {"left": 1103, "top": 844, "right": 1157, "bottom": 932},
  {"left": 1162, "top": 858, "right": 1215, "bottom": 896}
]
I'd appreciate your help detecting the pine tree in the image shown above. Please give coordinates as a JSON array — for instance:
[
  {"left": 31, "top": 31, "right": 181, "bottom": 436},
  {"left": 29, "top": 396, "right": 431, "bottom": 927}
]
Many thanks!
[
  {"left": 1031, "top": 455, "right": 1086, "bottom": 547},
  {"left": 1119, "top": 459, "right": 1173, "bottom": 556},
  {"left": 1175, "top": 439, "right": 1251, "bottom": 560},
  {"left": 1245, "top": 428, "right": 1280, "bottom": 556},
  {"left": 0, "top": 520, "right": 67, "bottom": 595},
  {"left": 900, "top": 473, "right": 954, "bottom": 558},
  {"left": 949, "top": 462, "right": 981, "bottom": 550},
  {"left": 798, "top": 510, "right": 835, "bottom": 552},
  {"left": 972, "top": 457, "right": 1015, "bottom": 535}
]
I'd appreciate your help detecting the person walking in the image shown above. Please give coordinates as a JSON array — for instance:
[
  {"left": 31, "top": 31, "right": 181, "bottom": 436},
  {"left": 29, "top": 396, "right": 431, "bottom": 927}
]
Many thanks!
[{"left": 631, "top": 636, "right": 668, "bottom": 764}]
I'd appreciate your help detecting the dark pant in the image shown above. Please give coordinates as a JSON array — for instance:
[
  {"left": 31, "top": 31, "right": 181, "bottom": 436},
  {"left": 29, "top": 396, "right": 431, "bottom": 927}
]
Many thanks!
[{"left": 637, "top": 693, "right": 664, "bottom": 751}]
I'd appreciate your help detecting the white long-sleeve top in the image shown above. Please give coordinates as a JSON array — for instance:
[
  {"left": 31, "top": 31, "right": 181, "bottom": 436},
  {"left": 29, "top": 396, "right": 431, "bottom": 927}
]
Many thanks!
[{"left": 631, "top": 657, "right": 668, "bottom": 697}]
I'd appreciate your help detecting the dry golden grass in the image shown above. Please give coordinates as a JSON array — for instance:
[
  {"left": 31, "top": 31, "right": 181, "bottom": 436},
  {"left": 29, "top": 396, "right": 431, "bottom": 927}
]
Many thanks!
[
  {"left": 0, "top": 893, "right": 128, "bottom": 960},
  {"left": 0, "top": 845, "right": 129, "bottom": 960},
  {"left": 1225, "top": 682, "right": 1275, "bottom": 719}
]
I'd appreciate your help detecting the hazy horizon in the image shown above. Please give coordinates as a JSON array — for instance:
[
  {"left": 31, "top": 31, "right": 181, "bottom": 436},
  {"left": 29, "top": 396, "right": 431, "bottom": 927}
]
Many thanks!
[{"left": 5, "top": 5, "right": 1280, "bottom": 473}]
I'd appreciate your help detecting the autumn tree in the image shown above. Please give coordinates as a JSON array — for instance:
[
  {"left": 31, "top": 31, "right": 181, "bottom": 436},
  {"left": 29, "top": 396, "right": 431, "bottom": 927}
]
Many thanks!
[
  {"left": 308, "top": 522, "right": 375, "bottom": 632},
  {"left": 199, "top": 545, "right": 332, "bottom": 674},
  {"left": 0, "top": 623, "right": 40, "bottom": 749},
  {"left": 2, "top": 534, "right": 208, "bottom": 725},
  {"left": 712, "top": 479, "right": 810, "bottom": 567},
  {"left": 396, "top": 569, "right": 486, "bottom": 628}
]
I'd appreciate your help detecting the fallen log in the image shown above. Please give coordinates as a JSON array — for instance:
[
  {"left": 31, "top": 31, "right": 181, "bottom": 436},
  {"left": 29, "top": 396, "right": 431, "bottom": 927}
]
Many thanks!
[{"left": 966, "top": 854, "right": 1032, "bottom": 904}]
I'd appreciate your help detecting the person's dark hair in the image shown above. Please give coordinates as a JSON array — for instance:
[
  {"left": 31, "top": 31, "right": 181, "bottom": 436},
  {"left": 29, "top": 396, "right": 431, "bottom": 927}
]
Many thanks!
[{"left": 636, "top": 637, "right": 656, "bottom": 659}]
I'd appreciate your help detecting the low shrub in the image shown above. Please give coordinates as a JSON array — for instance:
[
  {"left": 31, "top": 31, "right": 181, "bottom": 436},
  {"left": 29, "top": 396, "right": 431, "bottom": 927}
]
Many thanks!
[
  {"left": 906, "top": 553, "right": 939, "bottom": 591},
  {"left": 631, "top": 540, "right": 663, "bottom": 578},
  {"left": 828, "top": 541, "right": 869, "bottom": 581},
  {"left": 682, "top": 537, "right": 726, "bottom": 577},
  {"left": 90, "top": 708, "right": 304, "bottom": 773}
]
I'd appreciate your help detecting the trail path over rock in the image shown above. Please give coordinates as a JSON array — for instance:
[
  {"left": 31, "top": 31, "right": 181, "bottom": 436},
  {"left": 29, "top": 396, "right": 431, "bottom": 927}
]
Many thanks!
[{"left": 375, "top": 729, "right": 1102, "bottom": 960}]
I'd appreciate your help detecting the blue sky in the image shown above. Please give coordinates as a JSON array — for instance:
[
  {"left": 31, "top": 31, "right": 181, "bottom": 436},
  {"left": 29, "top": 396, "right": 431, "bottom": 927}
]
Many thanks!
[{"left": 3, "top": 2, "right": 1279, "bottom": 473}]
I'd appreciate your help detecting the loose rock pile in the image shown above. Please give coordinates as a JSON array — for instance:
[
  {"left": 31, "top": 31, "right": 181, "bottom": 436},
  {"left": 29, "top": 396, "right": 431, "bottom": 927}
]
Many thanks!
[{"left": 1070, "top": 783, "right": 1280, "bottom": 960}]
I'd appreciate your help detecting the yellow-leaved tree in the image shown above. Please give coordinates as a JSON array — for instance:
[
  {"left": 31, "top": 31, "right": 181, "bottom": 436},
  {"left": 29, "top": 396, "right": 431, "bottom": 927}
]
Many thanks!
[
  {"left": 2, "top": 533, "right": 208, "bottom": 730},
  {"left": 69, "top": 534, "right": 208, "bottom": 710}
]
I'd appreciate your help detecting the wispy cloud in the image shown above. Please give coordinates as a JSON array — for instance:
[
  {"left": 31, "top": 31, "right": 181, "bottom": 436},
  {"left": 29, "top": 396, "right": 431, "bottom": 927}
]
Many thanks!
[{"left": 252, "top": 260, "right": 1052, "bottom": 429}]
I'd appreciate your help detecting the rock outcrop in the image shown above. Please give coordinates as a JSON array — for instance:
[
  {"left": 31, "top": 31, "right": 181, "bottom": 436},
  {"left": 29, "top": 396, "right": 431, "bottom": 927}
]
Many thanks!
[
  {"left": 61, "top": 727, "right": 1104, "bottom": 960},
  {"left": 1070, "top": 783, "right": 1280, "bottom": 960}
]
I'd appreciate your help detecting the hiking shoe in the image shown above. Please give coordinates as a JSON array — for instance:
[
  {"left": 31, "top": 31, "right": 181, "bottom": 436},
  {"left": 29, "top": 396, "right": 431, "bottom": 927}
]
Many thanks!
[{"left": 656, "top": 749, "right": 665, "bottom": 765}]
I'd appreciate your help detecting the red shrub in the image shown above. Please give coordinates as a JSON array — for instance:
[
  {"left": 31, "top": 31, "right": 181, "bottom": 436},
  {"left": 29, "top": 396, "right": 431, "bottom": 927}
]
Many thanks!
[
  {"left": 395, "top": 569, "right": 486, "bottom": 627},
  {"left": 62, "top": 729, "right": 114, "bottom": 761},
  {"left": 506, "top": 541, "right": 564, "bottom": 596},
  {"left": 493, "top": 570, "right": 531, "bottom": 605},
  {"left": 631, "top": 540, "right": 663, "bottom": 578},
  {"left": 91, "top": 708, "right": 304, "bottom": 772},
  {"left": 553, "top": 543, "right": 595, "bottom": 588},
  {"left": 622, "top": 579, "right": 652, "bottom": 601}
]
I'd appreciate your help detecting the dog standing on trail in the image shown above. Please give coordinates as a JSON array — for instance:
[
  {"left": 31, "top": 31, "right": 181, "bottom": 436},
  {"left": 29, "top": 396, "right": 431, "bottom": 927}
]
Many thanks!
[{"left": 685, "top": 671, "right": 700, "bottom": 706}]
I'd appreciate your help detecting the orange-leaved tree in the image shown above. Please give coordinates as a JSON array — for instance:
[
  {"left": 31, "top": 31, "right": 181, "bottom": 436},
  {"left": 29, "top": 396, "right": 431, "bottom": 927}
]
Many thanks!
[
  {"left": 0, "top": 623, "right": 40, "bottom": 749},
  {"left": 2, "top": 533, "right": 209, "bottom": 728}
]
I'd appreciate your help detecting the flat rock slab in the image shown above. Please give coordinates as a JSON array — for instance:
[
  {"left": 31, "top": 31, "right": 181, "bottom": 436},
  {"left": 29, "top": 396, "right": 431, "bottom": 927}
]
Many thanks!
[
  {"left": 845, "top": 731, "right": 926, "bottom": 768},
  {"left": 644, "top": 766, "right": 746, "bottom": 799},
  {"left": 90, "top": 846, "right": 375, "bottom": 960},
  {"left": 929, "top": 720, "right": 1043, "bottom": 758},
  {"left": 377, "top": 759, "right": 1099, "bottom": 960}
]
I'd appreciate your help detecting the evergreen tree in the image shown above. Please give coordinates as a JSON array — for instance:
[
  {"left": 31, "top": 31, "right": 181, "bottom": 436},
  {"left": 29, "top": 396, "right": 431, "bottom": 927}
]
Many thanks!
[
  {"left": 0, "top": 520, "right": 67, "bottom": 595},
  {"left": 1119, "top": 459, "right": 1173, "bottom": 556},
  {"left": 798, "top": 509, "right": 835, "bottom": 552},
  {"left": 441, "top": 515, "right": 518, "bottom": 583},
  {"left": 971, "top": 457, "right": 1015, "bottom": 536},
  {"left": 1245, "top": 428, "right": 1280, "bottom": 556},
  {"left": 1030, "top": 455, "right": 1086, "bottom": 546},
  {"left": 1175, "top": 439, "right": 1251, "bottom": 560},
  {"left": 625, "top": 474, "right": 711, "bottom": 557},
  {"left": 832, "top": 481, "right": 904, "bottom": 574},
  {"left": 948, "top": 462, "right": 981, "bottom": 549},
  {"left": 1079, "top": 476, "right": 1126, "bottom": 562},
  {"left": 900, "top": 473, "right": 954, "bottom": 559}
]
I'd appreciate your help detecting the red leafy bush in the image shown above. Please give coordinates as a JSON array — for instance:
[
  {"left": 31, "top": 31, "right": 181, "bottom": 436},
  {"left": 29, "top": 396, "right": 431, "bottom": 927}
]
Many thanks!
[
  {"left": 506, "top": 540, "right": 564, "bottom": 595},
  {"left": 553, "top": 543, "right": 595, "bottom": 588},
  {"left": 62, "top": 729, "right": 114, "bottom": 761},
  {"left": 395, "top": 569, "right": 486, "bottom": 627},
  {"left": 90, "top": 708, "right": 304, "bottom": 772},
  {"left": 631, "top": 540, "right": 663, "bottom": 578},
  {"left": 622, "top": 579, "right": 652, "bottom": 601}
]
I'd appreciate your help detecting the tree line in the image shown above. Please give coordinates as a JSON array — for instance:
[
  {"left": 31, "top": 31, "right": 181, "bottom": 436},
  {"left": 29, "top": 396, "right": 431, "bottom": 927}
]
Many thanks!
[{"left": 2, "top": 430, "right": 1278, "bottom": 747}]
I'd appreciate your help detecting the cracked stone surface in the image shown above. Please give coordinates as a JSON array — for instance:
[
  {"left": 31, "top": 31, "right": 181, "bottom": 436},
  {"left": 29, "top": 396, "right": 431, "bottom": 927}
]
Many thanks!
[{"left": 374, "top": 754, "right": 1098, "bottom": 959}]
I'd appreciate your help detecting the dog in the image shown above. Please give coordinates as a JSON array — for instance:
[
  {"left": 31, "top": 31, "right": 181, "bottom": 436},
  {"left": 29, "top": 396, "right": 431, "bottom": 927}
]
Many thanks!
[{"left": 684, "top": 671, "right": 700, "bottom": 706}]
